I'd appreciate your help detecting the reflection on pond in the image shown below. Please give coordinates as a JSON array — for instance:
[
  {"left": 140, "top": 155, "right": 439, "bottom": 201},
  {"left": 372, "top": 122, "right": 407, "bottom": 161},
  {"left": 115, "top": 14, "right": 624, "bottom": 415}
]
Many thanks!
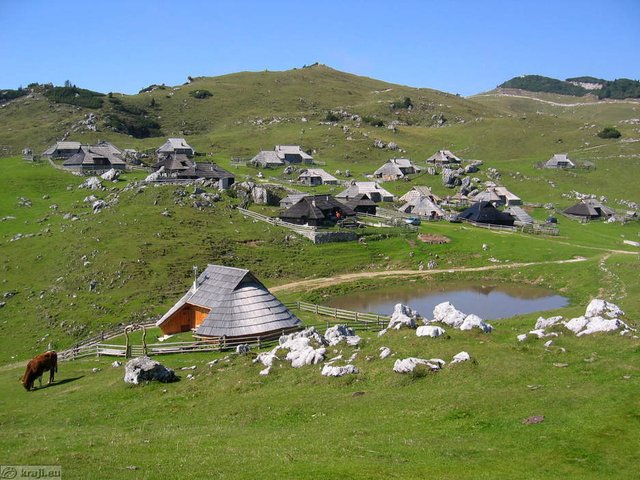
[{"left": 327, "top": 281, "right": 568, "bottom": 320}]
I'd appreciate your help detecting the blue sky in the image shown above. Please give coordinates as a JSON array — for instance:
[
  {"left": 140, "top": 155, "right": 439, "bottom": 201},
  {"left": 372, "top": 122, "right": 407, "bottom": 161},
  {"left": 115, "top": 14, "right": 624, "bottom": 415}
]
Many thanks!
[{"left": 1, "top": 0, "right": 638, "bottom": 96}]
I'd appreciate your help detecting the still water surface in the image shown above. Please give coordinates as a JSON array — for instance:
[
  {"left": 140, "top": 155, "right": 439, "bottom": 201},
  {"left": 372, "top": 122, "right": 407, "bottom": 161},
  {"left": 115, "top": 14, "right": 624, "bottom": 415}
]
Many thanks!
[{"left": 327, "top": 281, "right": 568, "bottom": 320}]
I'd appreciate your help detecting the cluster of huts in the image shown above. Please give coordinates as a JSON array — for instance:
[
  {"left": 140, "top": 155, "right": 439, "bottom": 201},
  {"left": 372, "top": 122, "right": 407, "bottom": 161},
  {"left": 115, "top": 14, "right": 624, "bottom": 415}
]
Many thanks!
[
  {"left": 44, "top": 137, "right": 236, "bottom": 190},
  {"left": 42, "top": 137, "right": 624, "bottom": 223}
]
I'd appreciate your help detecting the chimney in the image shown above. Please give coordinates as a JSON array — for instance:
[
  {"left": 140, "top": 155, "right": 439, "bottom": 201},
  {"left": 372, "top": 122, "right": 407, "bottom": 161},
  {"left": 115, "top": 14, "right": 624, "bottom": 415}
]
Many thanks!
[{"left": 192, "top": 265, "right": 199, "bottom": 291}]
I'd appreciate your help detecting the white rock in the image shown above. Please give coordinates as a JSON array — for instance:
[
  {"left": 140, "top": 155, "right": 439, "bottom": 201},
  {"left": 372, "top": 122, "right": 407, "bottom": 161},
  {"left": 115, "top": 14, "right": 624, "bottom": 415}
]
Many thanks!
[
  {"left": 286, "top": 346, "right": 326, "bottom": 368},
  {"left": 111, "top": 361, "right": 122, "bottom": 368},
  {"left": 325, "top": 324, "right": 361, "bottom": 346},
  {"left": 79, "top": 176, "right": 102, "bottom": 190},
  {"left": 321, "top": 364, "right": 358, "bottom": 377},
  {"left": 259, "top": 366, "right": 271, "bottom": 376},
  {"left": 517, "top": 334, "right": 527, "bottom": 342},
  {"left": 577, "top": 317, "right": 628, "bottom": 337},
  {"left": 100, "top": 168, "right": 119, "bottom": 182},
  {"left": 145, "top": 166, "right": 164, "bottom": 182},
  {"left": 393, "top": 357, "right": 441, "bottom": 374},
  {"left": 460, "top": 314, "right": 493, "bottom": 333},
  {"left": 535, "top": 315, "right": 563, "bottom": 330},
  {"left": 563, "top": 316, "right": 589, "bottom": 334},
  {"left": 388, "top": 303, "right": 418, "bottom": 330},
  {"left": 279, "top": 327, "right": 326, "bottom": 348},
  {"left": 585, "top": 299, "right": 624, "bottom": 319},
  {"left": 451, "top": 351, "right": 471, "bottom": 364},
  {"left": 379, "top": 347, "right": 391, "bottom": 359},
  {"left": 254, "top": 350, "right": 279, "bottom": 367},
  {"left": 416, "top": 325, "right": 446, "bottom": 337},
  {"left": 543, "top": 340, "right": 553, "bottom": 348},
  {"left": 528, "top": 329, "right": 547, "bottom": 338},
  {"left": 377, "top": 328, "right": 388, "bottom": 337},
  {"left": 433, "top": 302, "right": 466, "bottom": 328},
  {"left": 235, "top": 344, "right": 250, "bottom": 354}
]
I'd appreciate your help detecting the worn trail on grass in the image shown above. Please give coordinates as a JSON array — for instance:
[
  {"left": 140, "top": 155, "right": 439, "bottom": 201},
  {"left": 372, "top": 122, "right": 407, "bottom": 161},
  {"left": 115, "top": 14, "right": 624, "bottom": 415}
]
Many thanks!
[
  {"left": 271, "top": 256, "right": 589, "bottom": 293},
  {"left": 470, "top": 93, "right": 640, "bottom": 108}
]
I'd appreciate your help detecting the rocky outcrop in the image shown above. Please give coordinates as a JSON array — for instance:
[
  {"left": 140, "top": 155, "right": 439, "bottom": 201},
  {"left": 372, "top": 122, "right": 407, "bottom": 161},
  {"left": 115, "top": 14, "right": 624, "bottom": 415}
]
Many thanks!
[
  {"left": 519, "top": 299, "right": 633, "bottom": 341},
  {"left": 324, "top": 324, "right": 361, "bottom": 346},
  {"left": 431, "top": 302, "right": 493, "bottom": 333}
]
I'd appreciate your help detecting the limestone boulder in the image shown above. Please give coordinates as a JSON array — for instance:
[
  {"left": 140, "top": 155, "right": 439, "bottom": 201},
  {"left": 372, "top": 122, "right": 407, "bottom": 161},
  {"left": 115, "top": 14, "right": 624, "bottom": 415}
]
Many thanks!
[{"left": 124, "top": 356, "right": 178, "bottom": 384}]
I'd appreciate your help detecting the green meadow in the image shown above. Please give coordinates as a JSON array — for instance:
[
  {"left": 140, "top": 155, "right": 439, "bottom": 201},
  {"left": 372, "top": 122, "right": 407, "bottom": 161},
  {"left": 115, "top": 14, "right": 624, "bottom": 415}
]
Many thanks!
[{"left": 0, "top": 65, "right": 639, "bottom": 478}]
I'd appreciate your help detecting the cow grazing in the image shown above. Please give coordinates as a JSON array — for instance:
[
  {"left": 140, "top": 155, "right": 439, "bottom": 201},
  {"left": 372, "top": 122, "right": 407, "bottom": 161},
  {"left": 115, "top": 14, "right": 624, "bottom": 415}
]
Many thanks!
[{"left": 22, "top": 351, "right": 58, "bottom": 391}]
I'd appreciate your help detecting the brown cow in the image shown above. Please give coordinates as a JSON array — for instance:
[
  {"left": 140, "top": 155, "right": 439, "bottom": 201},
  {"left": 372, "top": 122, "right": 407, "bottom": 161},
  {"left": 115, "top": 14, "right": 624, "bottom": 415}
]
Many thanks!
[{"left": 22, "top": 351, "right": 57, "bottom": 391}]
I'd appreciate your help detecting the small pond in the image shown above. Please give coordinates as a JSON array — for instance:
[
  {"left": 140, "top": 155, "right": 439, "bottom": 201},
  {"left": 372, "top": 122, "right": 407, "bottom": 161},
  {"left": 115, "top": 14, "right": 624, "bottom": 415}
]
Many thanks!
[{"left": 327, "top": 281, "right": 568, "bottom": 320}]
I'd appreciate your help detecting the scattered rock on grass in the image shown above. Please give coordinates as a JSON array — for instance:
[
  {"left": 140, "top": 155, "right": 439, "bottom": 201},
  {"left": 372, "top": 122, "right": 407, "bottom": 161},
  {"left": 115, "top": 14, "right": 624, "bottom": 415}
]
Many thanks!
[
  {"left": 321, "top": 364, "right": 358, "bottom": 377},
  {"left": 124, "top": 356, "right": 178, "bottom": 384},
  {"left": 522, "top": 415, "right": 545, "bottom": 425}
]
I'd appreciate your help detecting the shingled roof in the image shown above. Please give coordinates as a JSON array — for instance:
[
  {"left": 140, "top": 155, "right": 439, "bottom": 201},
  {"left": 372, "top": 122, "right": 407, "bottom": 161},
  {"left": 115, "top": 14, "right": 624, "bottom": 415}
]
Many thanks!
[{"left": 157, "top": 265, "right": 300, "bottom": 338}]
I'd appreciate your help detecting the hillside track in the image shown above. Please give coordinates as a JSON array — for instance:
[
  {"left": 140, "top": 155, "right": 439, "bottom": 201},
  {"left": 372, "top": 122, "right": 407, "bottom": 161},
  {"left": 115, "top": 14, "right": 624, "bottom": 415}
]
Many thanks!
[
  {"left": 470, "top": 93, "right": 640, "bottom": 108},
  {"left": 271, "top": 256, "right": 590, "bottom": 293}
]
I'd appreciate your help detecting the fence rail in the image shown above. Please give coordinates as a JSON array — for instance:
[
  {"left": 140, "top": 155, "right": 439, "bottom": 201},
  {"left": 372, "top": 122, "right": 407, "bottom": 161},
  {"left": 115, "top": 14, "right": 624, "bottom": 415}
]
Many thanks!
[
  {"left": 59, "top": 302, "right": 390, "bottom": 361},
  {"left": 289, "top": 301, "right": 389, "bottom": 327},
  {"left": 238, "top": 207, "right": 318, "bottom": 239}
]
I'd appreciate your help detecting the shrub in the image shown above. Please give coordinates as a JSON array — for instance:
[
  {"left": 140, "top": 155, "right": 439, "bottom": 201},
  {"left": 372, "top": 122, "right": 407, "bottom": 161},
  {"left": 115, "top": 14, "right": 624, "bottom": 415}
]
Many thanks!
[
  {"left": 139, "top": 84, "right": 166, "bottom": 94},
  {"left": 362, "top": 116, "right": 384, "bottom": 127},
  {"left": 190, "top": 89, "right": 212, "bottom": 99},
  {"left": 597, "top": 127, "right": 622, "bottom": 139},
  {"left": 0, "top": 87, "right": 27, "bottom": 103},
  {"left": 499, "top": 75, "right": 588, "bottom": 96},
  {"left": 105, "top": 114, "right": 162, "bottom": 139},
  {"left": 44, "top": 86, "right": 105, "bottom": 108},
  {"left": 391, "top": 97, "right": 413, "bottom": 109},
  {"left": 325, "top": 111, "right": 341, "bottom": 122}
]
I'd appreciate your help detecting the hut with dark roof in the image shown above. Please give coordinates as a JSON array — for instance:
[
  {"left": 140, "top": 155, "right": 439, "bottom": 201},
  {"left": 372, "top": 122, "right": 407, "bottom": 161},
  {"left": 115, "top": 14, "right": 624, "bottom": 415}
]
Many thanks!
[
  {"left": 62, "top": 145, "right": 126, "bottom": 173},
  {"left": 457, "top": 201, "right": 515, "bottom": 226},
  {"left": 564, "top": 199, "right": 614, "bottom": 219},
  {"left": 341, "top": 193, "right": 377, "bottom": 215},
  {"left": 156, "top": 265, "right": 301, "bottom": 340},
  {"left": 279, "top": 195, "right": 355, "bottom": 226}
]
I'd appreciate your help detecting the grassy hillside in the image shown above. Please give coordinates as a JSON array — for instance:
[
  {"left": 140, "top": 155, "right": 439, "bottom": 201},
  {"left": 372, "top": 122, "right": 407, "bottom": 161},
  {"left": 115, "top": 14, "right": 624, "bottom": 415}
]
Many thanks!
[{"left": 1, "top": 65, "right": 639, "bottom": 479}]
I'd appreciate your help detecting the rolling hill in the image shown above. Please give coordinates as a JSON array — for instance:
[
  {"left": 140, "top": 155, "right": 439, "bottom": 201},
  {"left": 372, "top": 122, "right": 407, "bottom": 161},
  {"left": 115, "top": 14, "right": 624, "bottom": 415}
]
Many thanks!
[{"left": 1, "top": 65, "right": 640, "bottom": 479}]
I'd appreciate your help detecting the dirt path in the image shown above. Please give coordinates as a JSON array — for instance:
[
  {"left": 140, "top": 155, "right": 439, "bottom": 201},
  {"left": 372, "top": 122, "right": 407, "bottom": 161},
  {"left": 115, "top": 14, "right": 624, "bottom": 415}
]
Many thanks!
[
  {"left": 271, "top": 256, "right": 589, "bottom": 293},
  {"left": 470, "top": 93, "right": 640, "bottom": 108}
]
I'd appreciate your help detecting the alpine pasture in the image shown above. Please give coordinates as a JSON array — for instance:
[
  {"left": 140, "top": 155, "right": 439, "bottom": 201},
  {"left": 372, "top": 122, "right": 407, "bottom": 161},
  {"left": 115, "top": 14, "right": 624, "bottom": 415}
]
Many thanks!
[{"left": 0, "top": 65, "right": 639, "bottom": 479}]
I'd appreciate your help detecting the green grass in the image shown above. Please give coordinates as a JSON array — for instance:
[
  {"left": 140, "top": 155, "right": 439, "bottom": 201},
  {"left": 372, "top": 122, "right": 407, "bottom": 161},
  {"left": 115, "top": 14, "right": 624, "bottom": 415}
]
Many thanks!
[
  {"left": 1, "top": 308, "right": 638, "bottom": 479},
  {"left": 0, "top": 66, "right": 639, "bottom": 478}
]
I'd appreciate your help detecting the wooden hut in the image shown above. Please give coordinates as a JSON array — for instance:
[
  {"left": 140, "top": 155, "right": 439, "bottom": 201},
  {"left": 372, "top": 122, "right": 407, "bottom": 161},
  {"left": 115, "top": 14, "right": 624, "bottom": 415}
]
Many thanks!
[
  {"left": 458, "top": 201, "right": 515, "bottom": 226},
  {"left": 544, "top": 154, "right": 575, "bottom": 169},
  {"left": 373, "top": 158, "right": 421, "bottom": 181},
  {"left": 297, "top": 168, "right": 338, "bottom": 186},
  {"left": 341, "top": 193, "right": 377, "bottom": 215},
  {"left": 156, "top": 265, "right": 301, "bottom": 340},
  {"left": 279, "top": 195, "right": 355, "bottom": 226},
  {"left": 426, "top": 150, "right": 461, "bottom": 166},
  {"left": 42, "top": 141, "right": 81, "bottom": 159},
  {"left": 157, "top": 138, "right": 194, "bottom": 156},
  {"left": 399, "top": 196, "right": 445, "bottom": 219},
  {"left": 564, "top": 199, "right": 614, "bottom": 219},
  {"left": 336, "top": 181, "right": 395, "bottom": 203},
  {"left": 62, "top": 145, "right": 126, "bottom": 173}
]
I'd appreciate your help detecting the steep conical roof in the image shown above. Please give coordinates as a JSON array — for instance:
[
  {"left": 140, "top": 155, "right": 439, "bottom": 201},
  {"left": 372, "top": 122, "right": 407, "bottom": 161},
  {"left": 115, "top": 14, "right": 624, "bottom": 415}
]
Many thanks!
[{"left": 157, "top": 264, "right": 300, "bottom": 338}]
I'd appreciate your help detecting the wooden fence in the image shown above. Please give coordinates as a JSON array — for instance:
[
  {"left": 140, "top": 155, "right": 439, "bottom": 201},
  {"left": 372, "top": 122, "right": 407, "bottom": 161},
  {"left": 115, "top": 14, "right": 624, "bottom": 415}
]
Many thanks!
[
  {"left": 287, "top": 301, "right": 389, "bottom": 329},
  {"left": 238, "top": 207, "right": 318, "bottom": 238},
  {"left": 59, "top": 302, "right": 390, "bottom": 361}
]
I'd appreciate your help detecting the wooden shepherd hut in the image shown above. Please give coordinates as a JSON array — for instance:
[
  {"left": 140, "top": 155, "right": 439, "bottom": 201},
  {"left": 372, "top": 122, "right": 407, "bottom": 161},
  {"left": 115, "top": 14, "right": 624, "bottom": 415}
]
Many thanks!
[
  {"left": 156, "top": 265, "right": 301, "bottom": 341},
  {"left": 457, "top": 201, "right": 515, "bottom": 226},
  {"left": 279, "top": 195, "right": 355, "bottom": 226}
]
